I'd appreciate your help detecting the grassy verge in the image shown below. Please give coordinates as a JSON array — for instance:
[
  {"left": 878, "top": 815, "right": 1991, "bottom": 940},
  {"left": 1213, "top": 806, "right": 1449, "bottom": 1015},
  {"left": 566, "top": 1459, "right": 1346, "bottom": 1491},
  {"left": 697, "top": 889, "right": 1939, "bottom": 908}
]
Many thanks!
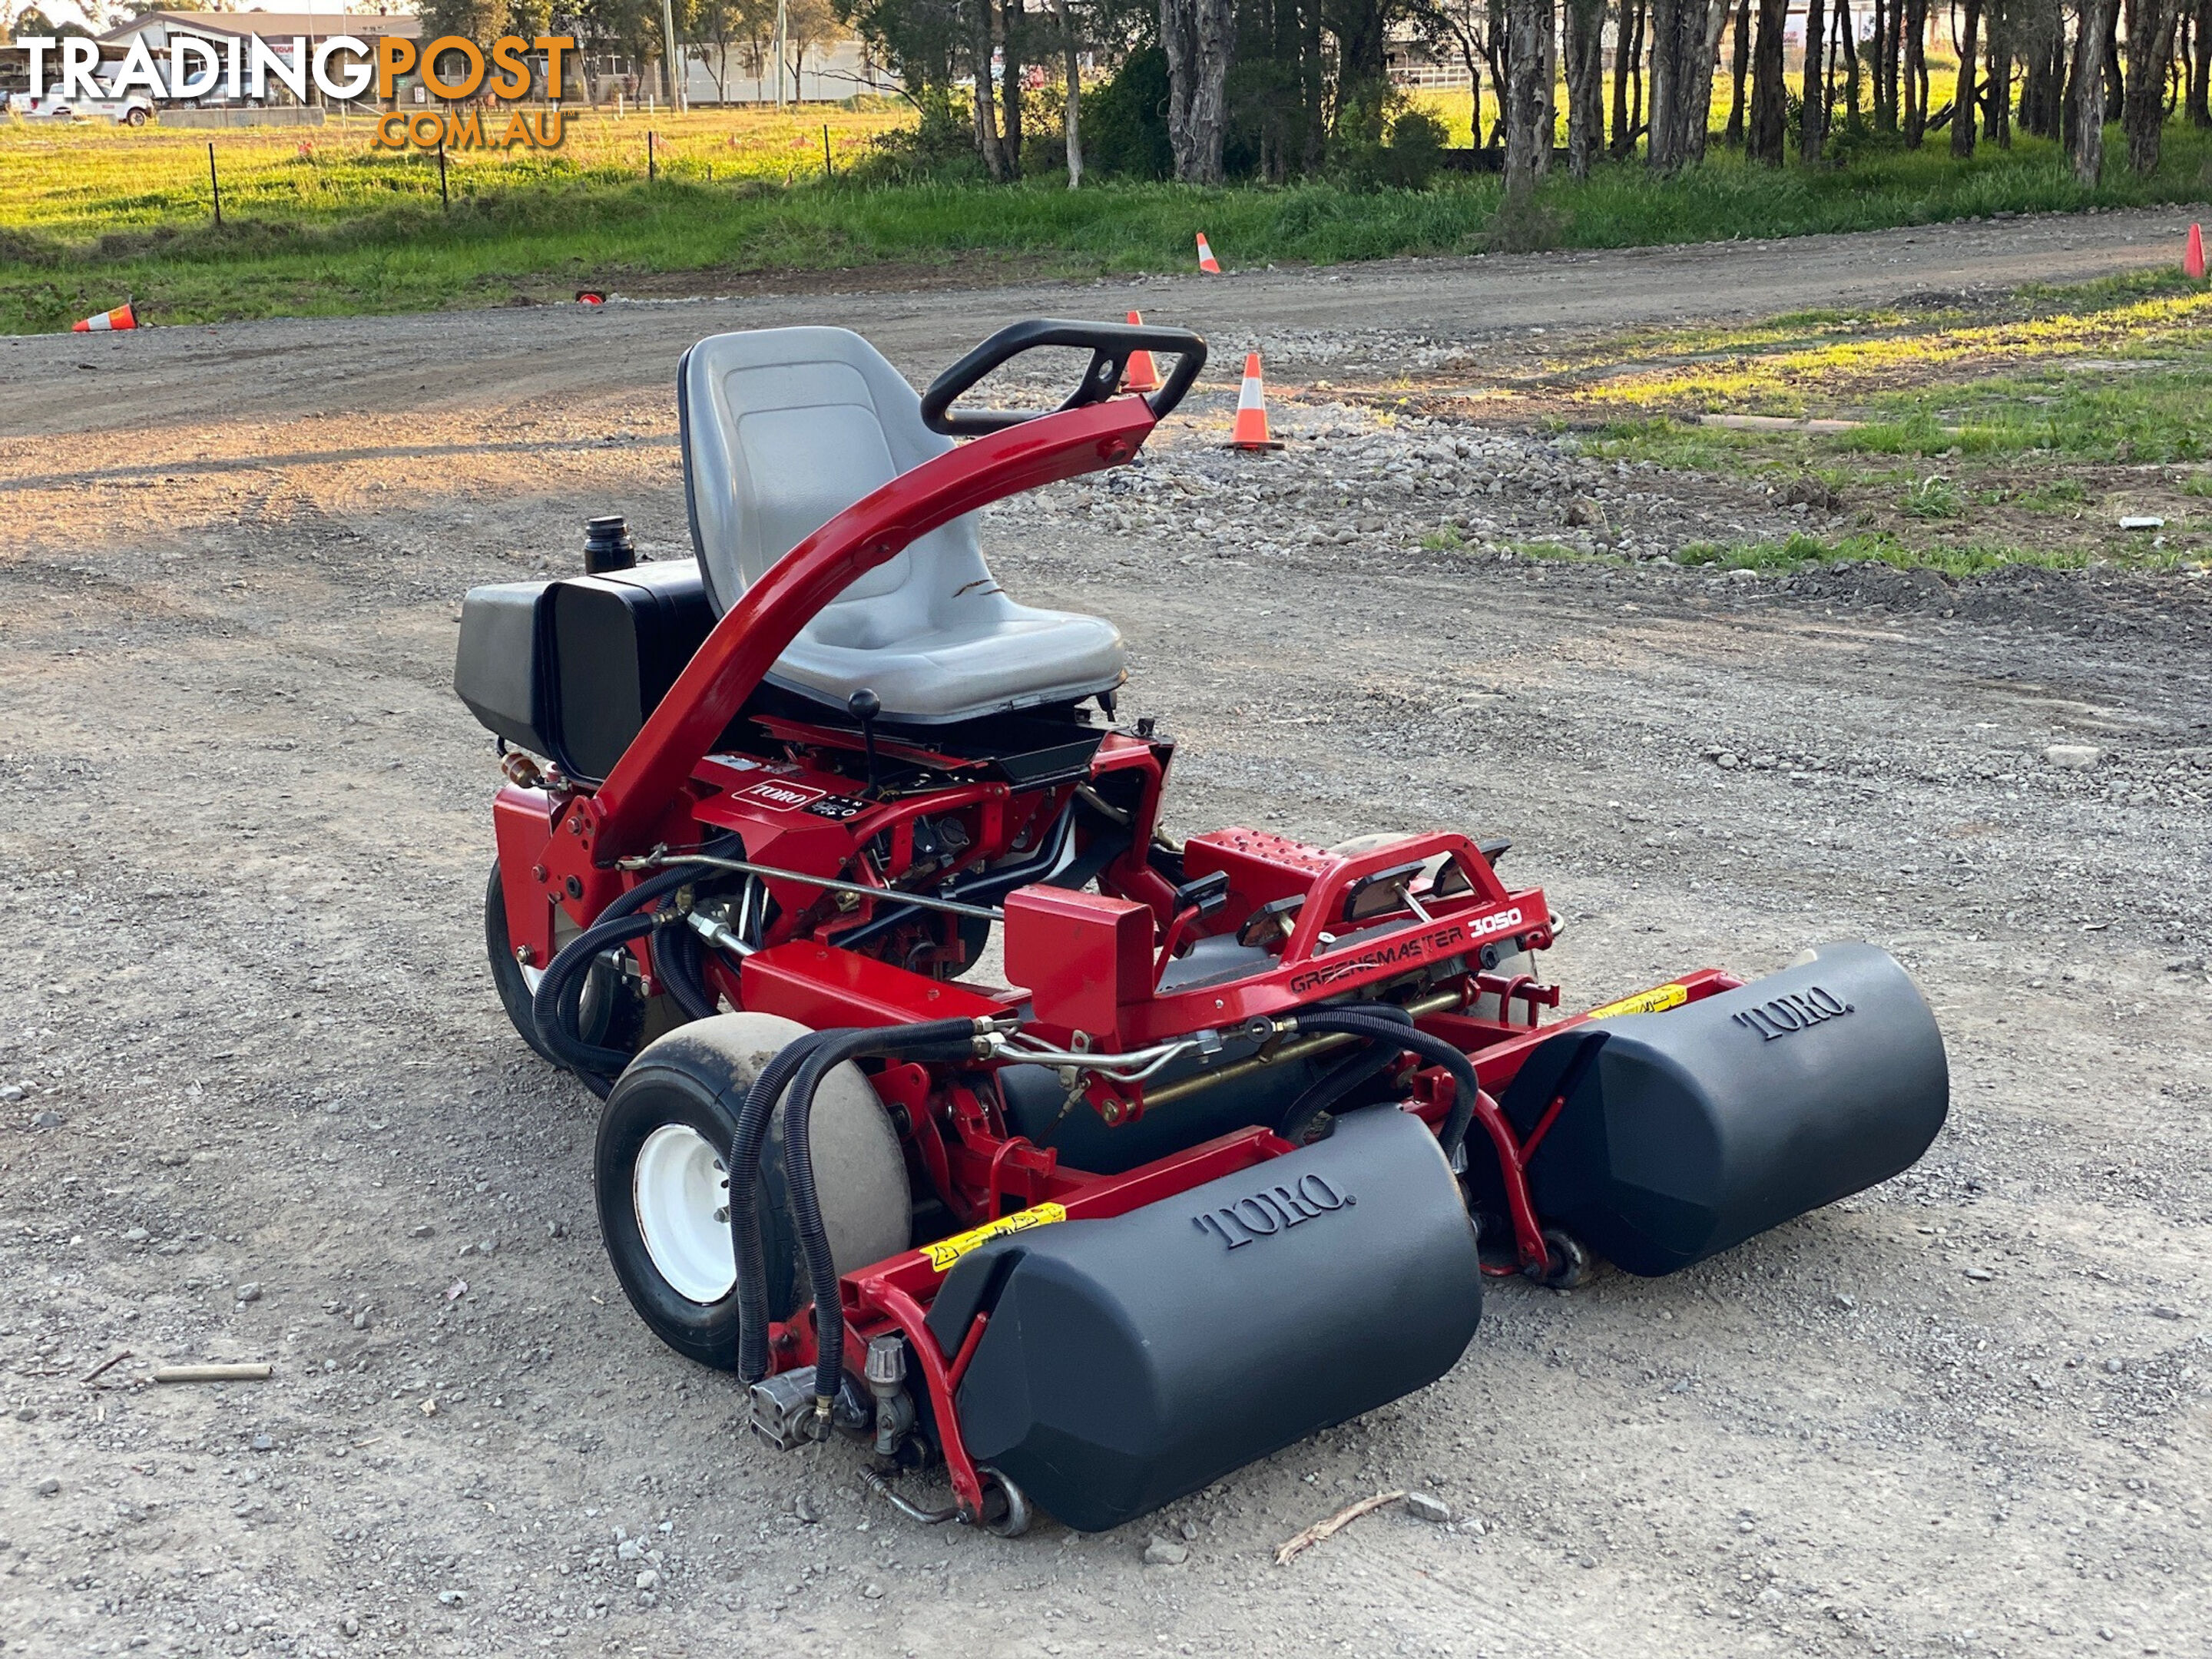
[
  {"left": 4, "top": 118, "right": 2210, "bottom": 332},
  {"left": 1537, "top": 269, "right": 2212, "bottom": 571}
]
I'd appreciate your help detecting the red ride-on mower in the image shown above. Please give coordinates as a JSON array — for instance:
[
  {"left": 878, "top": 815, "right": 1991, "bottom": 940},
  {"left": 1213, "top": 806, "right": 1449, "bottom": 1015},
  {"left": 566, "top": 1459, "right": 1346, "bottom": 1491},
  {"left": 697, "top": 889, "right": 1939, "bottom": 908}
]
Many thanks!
[{"left": 455, "top": 320, "right": 1949, "bottom": 1536}]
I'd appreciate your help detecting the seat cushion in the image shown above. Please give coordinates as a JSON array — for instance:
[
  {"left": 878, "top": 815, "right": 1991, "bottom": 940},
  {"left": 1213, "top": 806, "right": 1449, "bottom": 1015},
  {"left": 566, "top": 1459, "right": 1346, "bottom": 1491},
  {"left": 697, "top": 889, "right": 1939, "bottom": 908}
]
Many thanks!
[
  {"left": 768, "top": 605, "right": 1127, "bottom": 724},
  {"left": 680, "top": 326, "right": 1128, "bottom": 724}
]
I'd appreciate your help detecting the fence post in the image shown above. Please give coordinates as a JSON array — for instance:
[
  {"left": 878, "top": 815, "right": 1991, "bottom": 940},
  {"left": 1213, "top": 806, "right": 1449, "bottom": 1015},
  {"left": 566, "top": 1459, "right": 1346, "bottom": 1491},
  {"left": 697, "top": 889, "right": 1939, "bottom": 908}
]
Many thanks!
[
  {"left": 647, "top": 130, "right": 657, "bottom": 182},
  {"left": 822, "top": 123, "right": 832, "bottom": 181},
  {"left": 208, "top": 142, "right": 222, "bottom": 228},
  {"left": 438, "top": 139, "right": 449, "bottom": 211}
]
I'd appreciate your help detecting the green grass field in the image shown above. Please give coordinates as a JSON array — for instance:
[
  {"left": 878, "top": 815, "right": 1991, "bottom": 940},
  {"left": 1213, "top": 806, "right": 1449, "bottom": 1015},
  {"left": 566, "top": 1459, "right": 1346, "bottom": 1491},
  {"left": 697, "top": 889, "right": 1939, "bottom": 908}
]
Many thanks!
[
  {"left": 1551, "top": 269, "right": 2212, "bottom": 572},
  {"left": 4, "top": 104, "right": 2210, "bottom": 333}
]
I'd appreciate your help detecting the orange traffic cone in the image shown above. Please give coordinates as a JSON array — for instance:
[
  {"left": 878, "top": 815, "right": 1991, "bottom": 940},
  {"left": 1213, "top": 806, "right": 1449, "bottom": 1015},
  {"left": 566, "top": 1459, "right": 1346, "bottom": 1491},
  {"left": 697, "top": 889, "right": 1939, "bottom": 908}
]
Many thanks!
[
  {"left": 72, "top": 301, "right": 137, "bottom": 333},
  {"left": 2187, "top": 223, "right": 2206, "bottom": 280},
  {"left": 1196, "top": 233, "right": 1222, "bottom": 274},
  {"left": 1227, "top": 352, "right": 1283, "bottom": 452},
  {"left": 1122, "top": 311, "right": 1161, "bottom": 394}
]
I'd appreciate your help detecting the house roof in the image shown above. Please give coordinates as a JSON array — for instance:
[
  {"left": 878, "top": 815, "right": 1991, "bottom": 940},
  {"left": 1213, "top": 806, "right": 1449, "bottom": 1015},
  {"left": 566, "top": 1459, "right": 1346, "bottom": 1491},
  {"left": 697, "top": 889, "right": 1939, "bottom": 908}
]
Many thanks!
[{"left": 99, "top": 11, "right": 422, "bottom": 42}]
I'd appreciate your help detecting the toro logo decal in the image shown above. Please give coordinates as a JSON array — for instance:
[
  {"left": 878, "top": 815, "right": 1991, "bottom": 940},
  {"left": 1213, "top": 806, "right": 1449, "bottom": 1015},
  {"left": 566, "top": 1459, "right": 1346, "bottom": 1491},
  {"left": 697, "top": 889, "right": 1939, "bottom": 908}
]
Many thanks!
[
  {"left": 1731, "top": 985, "right": 1854, "bottom": 1041},
  {"left": 1193, "top": 1173, "right": 1356, "bottom": 1250},
  {"left": 736, "top": 779, "right": 827, "bottom": 812}
]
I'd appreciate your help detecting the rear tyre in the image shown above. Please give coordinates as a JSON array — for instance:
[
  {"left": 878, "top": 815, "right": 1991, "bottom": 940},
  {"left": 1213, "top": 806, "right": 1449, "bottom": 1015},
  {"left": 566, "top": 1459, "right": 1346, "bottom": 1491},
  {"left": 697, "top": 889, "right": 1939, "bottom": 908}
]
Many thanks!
[
  {"left": 595, "top": 1014, "right": 911, "bottom": 1371},
  {"left": 485, "top": 863, "right": 559, "bottom": 1065}
]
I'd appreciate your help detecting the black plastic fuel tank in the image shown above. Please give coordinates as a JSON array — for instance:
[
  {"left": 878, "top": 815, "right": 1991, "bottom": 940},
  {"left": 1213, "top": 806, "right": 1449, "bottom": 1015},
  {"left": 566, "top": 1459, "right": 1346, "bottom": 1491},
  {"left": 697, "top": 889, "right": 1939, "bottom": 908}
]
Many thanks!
[
  {"left": 926, "top": 1108, "right": 1482, "bottom": 1532},
  {"left": 1498, "top": 942, "right": 1948, "bottom": 1277}
]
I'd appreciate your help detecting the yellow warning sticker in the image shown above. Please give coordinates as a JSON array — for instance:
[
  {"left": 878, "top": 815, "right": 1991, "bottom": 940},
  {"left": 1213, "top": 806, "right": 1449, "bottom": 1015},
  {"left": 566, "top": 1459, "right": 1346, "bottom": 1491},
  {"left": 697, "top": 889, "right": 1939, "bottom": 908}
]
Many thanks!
[
  {"left": 923, "top": 1203, "right": 1069, "bottom": 1273},
  {"left": 1584, "top": 982, "right": 1690, "bottom": 1021}
]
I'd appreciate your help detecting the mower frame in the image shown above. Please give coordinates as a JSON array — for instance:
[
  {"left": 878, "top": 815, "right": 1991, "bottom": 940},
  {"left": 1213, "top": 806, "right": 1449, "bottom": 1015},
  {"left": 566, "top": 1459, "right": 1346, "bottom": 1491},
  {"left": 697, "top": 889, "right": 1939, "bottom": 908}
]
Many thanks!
[{"left": 485, "top": 329, "right": 1745, "bottom": 1524}]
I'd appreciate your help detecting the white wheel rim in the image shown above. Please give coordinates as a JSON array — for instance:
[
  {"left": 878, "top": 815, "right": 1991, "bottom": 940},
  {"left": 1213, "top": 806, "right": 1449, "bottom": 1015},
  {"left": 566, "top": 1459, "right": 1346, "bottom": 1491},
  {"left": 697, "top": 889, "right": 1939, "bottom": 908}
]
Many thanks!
[{"left": 632, "top": 1124, "right": 736, "bottom": 1304}]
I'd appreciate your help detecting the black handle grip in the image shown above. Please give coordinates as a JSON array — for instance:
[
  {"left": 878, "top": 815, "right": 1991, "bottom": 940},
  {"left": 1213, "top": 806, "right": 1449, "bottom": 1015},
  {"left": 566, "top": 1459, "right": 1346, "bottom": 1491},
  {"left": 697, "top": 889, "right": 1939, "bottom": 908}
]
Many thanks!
[{"left": 920, "top": 318, "right": 1208, "bottom": 436}]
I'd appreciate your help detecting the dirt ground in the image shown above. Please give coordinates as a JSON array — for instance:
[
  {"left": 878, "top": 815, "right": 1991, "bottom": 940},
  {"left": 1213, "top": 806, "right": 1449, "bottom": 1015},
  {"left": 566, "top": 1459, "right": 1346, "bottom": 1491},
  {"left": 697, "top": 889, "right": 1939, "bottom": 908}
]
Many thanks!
[{"left": 3, "top": 214, "right": 2210, "bottom": 1659}]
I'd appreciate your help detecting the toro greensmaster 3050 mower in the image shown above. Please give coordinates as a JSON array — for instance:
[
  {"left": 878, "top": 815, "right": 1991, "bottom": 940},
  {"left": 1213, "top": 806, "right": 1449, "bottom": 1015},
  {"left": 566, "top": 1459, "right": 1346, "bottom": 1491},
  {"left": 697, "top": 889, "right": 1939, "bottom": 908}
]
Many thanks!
[{"left": 454, "top": 320, "right": 1949, "bottom": 1536}]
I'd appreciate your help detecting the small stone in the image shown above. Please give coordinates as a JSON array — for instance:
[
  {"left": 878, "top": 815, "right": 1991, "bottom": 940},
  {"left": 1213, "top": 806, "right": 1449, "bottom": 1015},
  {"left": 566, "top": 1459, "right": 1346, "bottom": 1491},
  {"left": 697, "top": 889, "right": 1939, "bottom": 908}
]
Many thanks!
[
  {"left": 2150, "top": 1306, "right": 2184, "bottom": 1320},
  {"left": 1142, "top": 1535, "right": 1188, "bottom": 1566},
  {"left": 15, "top": 1407, "right": 35, "bottom": 1422},
  {"left": 1715, "top": 751, "right": 1740, "bottom": 770},
  {"left": 123, "top": 1227, "right": 150, "bottom": 1244},
  {"left": 236, "top": 1282, "right": 263, "bottom": 1303},
  {"left": 2104, "top": 1358, "right": 2124, "bottom": 1375},
  {"left": 250, "top": 1434, "right": 273, "bottom": 1452},
  {"left": 862, "top": 1582, "right": 884, "bottom": 1599},
  {"left": 339, "top": 1614, "right": 359, "bottom": 1637},
  {"left": 2118, "top": 515, "right": 2164, "bottom": 531},
  {"left": 477, "top": 1238, "right": 496, "bottom": 1256},
  {"left": 29, "top": 1109, "right": 62, "bottom": 1130},
  {"left": 1179, "top": 1518, "right": 1200, "bottom": 1541},
  {"left": 2044, "top": 744, "right": 2104, "bottom": 770},
  {"left": 617, "top": 1537, "right": 644, "bottom": 1561},
  {"left": 634, "top": 1568, "right": 660, "bottom": 1591},
  {"left": 1833, "top": 1293, "right": 1857, "bottom": 1310},
  {"left": 637, "top": 1591, "right": 657, "bottom": 1608},
  {"left": 409, "top": 1225, "right": 433, "bottom": 1239},
  {"left": 547, "top": 1220, "right": 566, "bottom": 1240},
  {"left": 1403, "top": 1492, "right": 1452, "bottom": 1524},
  {"left": 35, "top": 1477, "right": 60, "bottom": 1496},
  {"left": 0, "top": 1085, "right": 22, "bottom": 1103},
  {"left": 793, "top": 1493, "right": 820, "bottom": 1525},
  {"left": 352, "top": 1310, "right": 371, "bottom": 1331},
  {"left": 436, "top": 1589, "right": 465, "bottom": 1607},
  {"left": 1963, "top": 1267, "right": 1995, "bottom": 1282}
]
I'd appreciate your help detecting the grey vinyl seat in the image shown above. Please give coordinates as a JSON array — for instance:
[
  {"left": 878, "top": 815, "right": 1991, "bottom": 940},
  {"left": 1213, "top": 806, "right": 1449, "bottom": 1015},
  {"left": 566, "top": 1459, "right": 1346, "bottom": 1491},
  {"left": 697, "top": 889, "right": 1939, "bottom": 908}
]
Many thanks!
[{"left": 678, "top": 326, "right": 1127, "bottom": 724}]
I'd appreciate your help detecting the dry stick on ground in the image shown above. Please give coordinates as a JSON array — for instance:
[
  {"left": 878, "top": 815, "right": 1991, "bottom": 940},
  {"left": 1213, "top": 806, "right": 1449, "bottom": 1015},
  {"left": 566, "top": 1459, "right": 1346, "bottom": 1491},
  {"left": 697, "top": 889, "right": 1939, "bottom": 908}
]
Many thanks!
[
  {"left": 152, "top": 1363, "right": 272, "bottom": 1383},
  {"left": 78, "top": 1349, "right": 131, "bottom": 1385},
  {"left": 1277, "top": 1490, "right": 1409, "bottom": 1565}
]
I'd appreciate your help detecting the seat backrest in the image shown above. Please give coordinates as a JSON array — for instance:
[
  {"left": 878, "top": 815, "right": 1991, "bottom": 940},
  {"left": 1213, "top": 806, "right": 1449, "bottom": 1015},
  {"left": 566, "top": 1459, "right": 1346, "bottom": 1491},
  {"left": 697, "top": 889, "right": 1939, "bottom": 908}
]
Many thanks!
[{"left": 679, "top": 326, "right": 996, "bottom": 650}]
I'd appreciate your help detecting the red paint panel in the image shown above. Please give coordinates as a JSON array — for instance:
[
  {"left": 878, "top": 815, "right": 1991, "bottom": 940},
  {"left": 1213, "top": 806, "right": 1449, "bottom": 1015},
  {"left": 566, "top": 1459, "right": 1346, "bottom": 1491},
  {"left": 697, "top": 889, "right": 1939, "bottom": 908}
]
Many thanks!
[
  {"left": 740, "top": 942, "right": 1013, "bottom": 1030},
  {"left": 1002, "top": 886, "right": 1154, "bottom": 1036}
]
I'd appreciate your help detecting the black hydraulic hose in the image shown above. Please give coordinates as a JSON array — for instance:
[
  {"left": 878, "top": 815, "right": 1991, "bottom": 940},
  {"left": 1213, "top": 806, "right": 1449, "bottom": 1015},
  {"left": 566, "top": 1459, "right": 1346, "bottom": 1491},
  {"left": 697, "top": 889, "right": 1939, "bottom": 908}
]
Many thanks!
[
  {"left": 1274, "top": 1004, "right": 1416, "bottom": 1146},
  {"left": 531, "top": 856, "right": 733, "bottom": 1091},
  {"left": 531, "top": 910, "right": 668, "bottom": 1096},
  {"left": 780, "top": 1025, "right": 986, "bottom": 1407},
  {"left": 656, "top": 922, "right": 720, "bottom": 1022},
  {"left": 728, "top": 1032, "right": 832, "bottom": 1382},
  {"left": 1287, "top": 1006, "right": 1482, "bottom": 1167}
]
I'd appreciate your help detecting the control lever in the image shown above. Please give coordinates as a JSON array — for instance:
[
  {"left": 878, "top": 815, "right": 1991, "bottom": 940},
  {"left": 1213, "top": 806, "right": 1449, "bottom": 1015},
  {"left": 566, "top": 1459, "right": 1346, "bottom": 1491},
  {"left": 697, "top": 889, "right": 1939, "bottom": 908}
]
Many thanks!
[{"left": 848, "top": 687, "right": 882, "bottom": 795}]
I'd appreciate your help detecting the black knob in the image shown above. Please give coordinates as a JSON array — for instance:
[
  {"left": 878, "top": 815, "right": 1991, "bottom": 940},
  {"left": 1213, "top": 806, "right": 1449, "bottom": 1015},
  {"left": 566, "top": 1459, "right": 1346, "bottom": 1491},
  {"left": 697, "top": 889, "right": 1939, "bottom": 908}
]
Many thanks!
[
  {"left": 847, "top": 689, "right": 881, "bottom": 724},
  {"left": 582, "top": 515, "right": 635, "bottom": 575}
]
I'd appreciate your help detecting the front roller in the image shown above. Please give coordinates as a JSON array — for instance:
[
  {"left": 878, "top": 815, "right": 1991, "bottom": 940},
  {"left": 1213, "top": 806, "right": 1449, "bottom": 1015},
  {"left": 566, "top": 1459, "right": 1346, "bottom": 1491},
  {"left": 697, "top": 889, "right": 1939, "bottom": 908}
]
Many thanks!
[
  {"left": 924, "top": 1108, "right": 1483, "bottom": 1534},
  {"left": 1501, "top": 942, "right": 1949, "bottom": 1276}
]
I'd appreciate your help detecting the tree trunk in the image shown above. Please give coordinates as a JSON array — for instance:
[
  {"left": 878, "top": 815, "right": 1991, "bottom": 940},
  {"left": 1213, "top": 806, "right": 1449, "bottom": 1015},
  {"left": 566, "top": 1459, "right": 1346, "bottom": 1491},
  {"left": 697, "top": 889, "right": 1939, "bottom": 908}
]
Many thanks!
[
  {"left": 1836, "top": 0, "right": 1863, "bottom": 127},
  {"left": 1726, "top": 0, "right": 1753, "bottom": 140},
  {"left": 2103, "top": 0, "right": 2125, "bottom": 117},
  {"left": 1049, "top": 0, "right": 1081, "bottom": 185},
  {"left": 2189, "top": 0, "right": 2212, "bottom": 124},
  {"left": 2071, "top": 0, "right": 2118, "bottom": 177},
  {"left": 1001, "top": 0, "right": 1024, "bottom": 177},
  {"left": 2123, "top": 0, "right": 2183, "bottom": 170},
  {"left": 1161, "top": 0, "right": 1232, "bottom": 181},
  {"left": 1903, "top": 0, "right": 1929, "bottom": 140},
  {"left": 1871, "top": 0, "right": 1895, "bottom": 128},
  {"left": 1950, "top": 0, "right": 1981, "bottom": 155},
  {"left": 1504, "top": 0, "right": 1551, "bottom": 194},
  {"left": 1565, "top": 0, "right": 1609, "bottom": 173},
  {"left": 1747, "top": 0, "right": 1788, "bottom": 157},
  {"left": 1801, "top": 0, "right": 1829, "bottom": 157},
  {"left": 1613, "top": 0, "right": 1650, "bottom": 154},
  {"left": 970, "top": 0, "right": 1010, "bottom": 178},
  {"left": 1539, "top": 0, "right": 1561, "bottom": 173},
  {"left": 1982, "top": 0, "right": 2009, "bottom": 142}
]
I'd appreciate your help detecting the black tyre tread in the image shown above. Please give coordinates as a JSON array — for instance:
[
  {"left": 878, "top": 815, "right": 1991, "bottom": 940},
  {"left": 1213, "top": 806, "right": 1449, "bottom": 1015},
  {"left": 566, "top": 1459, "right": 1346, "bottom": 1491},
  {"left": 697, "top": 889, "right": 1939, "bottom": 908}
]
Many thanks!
[{"left": 485, "top": 863, "right": 559, "bottom": 1065}]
